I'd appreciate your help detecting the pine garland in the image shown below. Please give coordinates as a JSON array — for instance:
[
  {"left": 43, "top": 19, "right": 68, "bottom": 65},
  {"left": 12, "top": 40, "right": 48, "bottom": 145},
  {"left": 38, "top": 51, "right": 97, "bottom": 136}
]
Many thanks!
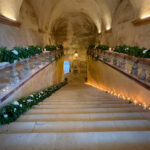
[
  {"left": 96, "top": 45, "right": 109, "bottom": 51},
  {"left": 45, "top": 45, "right": 63, "bottom": 51},
  {"left": 88, "top": 44, "right": 150, "bottom": 58},
  {"left": 0, "top": 81, "right": 67, "bottom": 125},
  {"left": 0, "top": 46, "right": 42, "bottom": 64},
  {"left": 114, "top": 45, "right": 150, "bottom": 58}
]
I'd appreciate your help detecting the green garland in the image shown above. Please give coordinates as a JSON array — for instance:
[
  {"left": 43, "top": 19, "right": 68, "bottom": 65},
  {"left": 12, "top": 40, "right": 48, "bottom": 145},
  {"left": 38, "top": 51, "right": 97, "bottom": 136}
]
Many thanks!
[
  {"left": 57, "top": 45, "right": 64, "bottom": 49},
  {"left": 45, "top": 45, "right": 56, "bottom": 51},
  {"left": 88, "top": 44, "right": 150, "bottom": 58},
  {"left": 96, "top": 45, "right": 109, "bottom": 51},
  {"left": 0, "top": 46, "right": 42, "bottom": 64},
  {"left": 45, "top": 45, "right": 64, "bottom": 51},
  {"left": 88, "top": 44, "right": 109, "bottom": 51},
  {"left": 88, "top": 44, "right": 95, "bottom": 49},
  {"left": 0, "top": 81, "right": 67, "bottom": 125},
  {"left": 114, "top": 45, "right": 150, "bottom": 58}
]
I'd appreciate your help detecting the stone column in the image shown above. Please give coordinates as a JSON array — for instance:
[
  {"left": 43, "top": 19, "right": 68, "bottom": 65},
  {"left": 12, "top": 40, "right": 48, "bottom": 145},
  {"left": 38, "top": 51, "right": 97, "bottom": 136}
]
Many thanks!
[
  {"left": 41, "top": 54, "right": 46, "bottom": 66},
  {"left": 131, "top": 61, "right": 138, "bottom": 76},
  {"left": 121, "top": 58, "right": 126, "bottom": 71},
  {"left": 139, "top": 69, "right": 146, "bottom": 80},
  {"left": 10, "top": 64, "right": 20, "bottom": 84},
  {"left": 113, "top": 56, "right": 117, "bottom": 66},
  {"left": 24, "top": 59, "right": 30, "bottom": 76},
  {"left": 34, "top": 55, "right": 39, "bottom": 70}
]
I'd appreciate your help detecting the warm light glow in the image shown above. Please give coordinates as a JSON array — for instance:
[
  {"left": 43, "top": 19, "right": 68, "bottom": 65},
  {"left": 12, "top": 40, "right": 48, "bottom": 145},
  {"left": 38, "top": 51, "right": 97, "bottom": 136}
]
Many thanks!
[
  {"left": 85, "top": 82, "right": 107, "bottom": 92},
  {"left": 109, "top": 48, "right": 112, "bottom": 51},
  {"left": 98, "top": 29, "right": 101, "bottom": 34},
  {"left": 141, "top": 14, "right": 150, "bottom": 19},
  {"left": 74, "top": 51, "right": 78, "bottom": 58},
  {"left": 143, "top": 103, "right": 147, "bottom": 110},
  {"left": 74, "top": 53, "right": 78, "bottom": 57},
  {"left": 134, "top": 100, "right": 137, "bottom": 105},
  {"left": 8, "top": 17, "right": 16, "bottom": 21},
  {"left": 86, "top": 82, "right": 148, "bottom": 109},
  {"left": 106, "top": 26, "right": 111, "bottom": 31},
  {"left": 3, "top": 14, "right": 17, "bottom": 21}
]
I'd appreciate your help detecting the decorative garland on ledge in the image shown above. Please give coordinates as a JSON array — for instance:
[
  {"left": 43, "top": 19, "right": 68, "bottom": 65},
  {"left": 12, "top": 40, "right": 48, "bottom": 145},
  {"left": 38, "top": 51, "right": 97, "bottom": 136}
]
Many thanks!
[
  {"left": 88, "top": 44, "right": 150, "bottom": 58},
  {"left": 0, "top": 45, "right": 64, "bottom": 64},
  {"left": 0, "top": 81, "right": 67, "bottom": 125}
]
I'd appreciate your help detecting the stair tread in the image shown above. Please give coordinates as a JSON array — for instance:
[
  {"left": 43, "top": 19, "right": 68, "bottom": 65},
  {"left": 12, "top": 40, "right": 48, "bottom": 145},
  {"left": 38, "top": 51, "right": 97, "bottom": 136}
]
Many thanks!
[
  {"left": 1, "top": 82, "right": 150, "bottom": 149},
  {"left": 34, "top": 104, "right": 136, "bottom": 109},
  {"left": 0, "top": 132, "right": 150, "bottom": 150},
  {"left": 1, "top": 120, "right": 150, "bottom": 134},
  {"left": 17, "top": 112, "right": 150, "bottom": 122}
]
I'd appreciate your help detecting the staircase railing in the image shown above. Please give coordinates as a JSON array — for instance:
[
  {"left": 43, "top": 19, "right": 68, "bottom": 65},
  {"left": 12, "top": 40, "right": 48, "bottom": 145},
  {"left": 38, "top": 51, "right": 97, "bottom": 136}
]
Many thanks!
[
  {"left": 87, "top": 49, "right": 150, "bottom": 89},
  {"left": 0, "top": 49, "right": 63, "bottom": 102}
]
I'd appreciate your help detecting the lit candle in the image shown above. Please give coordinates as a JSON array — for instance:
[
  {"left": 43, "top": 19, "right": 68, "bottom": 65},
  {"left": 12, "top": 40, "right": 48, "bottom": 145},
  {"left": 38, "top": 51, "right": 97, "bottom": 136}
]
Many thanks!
[
  {"left": 143, "top": 104, "right": 147, "bottom": 110},
  {"left": 134, "top": 100, "right": 137, "bottom": 105}
]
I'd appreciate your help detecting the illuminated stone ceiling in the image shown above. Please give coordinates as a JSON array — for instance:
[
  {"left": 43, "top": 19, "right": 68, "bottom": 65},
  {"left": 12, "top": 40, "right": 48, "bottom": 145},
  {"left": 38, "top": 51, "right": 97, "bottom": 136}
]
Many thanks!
[
  {"left": 0, "top": 0, "right": 150, "bottom": 33},
  {"left": 0, "top": 0, "right": 150, "bottom": 51}
]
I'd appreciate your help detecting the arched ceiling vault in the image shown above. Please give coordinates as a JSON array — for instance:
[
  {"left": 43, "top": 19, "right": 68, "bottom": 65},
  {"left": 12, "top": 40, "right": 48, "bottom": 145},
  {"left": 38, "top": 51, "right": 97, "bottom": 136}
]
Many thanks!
[{"left": 0, "top": 0, "right": 150, "bottom": 33}]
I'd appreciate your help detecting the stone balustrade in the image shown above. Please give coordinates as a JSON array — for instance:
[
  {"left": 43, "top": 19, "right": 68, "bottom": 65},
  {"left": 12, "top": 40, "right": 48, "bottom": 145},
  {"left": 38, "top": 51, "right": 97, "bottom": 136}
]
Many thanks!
[
  {"left": 87, "top": 49, "right": 150, "bottom": 87},
  {"left": 0, "top": 49, "right": 63, "bottom": 101}
]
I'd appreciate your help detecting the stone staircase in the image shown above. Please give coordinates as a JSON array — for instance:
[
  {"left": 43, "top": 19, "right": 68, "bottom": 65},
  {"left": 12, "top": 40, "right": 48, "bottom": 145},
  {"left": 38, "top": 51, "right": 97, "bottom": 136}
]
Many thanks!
[{"left": 0, "top": 82, "right": 150, "bottom": 150}]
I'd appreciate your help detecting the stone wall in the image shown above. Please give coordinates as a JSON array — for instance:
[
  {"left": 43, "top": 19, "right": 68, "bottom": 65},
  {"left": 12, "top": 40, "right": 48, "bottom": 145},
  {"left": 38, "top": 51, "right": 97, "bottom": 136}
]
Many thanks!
[
  {"left": 100, "top": 0, "right": 150, "bottom": 49},
  {"left": 0, "top": 0, "right": 43, "bottom": 49}
]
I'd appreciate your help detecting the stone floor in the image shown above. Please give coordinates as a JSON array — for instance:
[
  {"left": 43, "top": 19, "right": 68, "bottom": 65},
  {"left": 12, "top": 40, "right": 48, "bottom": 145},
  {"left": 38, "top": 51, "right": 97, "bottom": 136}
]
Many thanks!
[{"left": 0, "top": 75, "right": 150, "bottom": 150}]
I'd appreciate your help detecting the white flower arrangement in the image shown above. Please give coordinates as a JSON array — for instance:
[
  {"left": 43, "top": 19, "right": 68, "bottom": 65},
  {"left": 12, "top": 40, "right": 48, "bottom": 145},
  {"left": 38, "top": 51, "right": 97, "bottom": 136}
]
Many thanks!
[
  {"left": 14, "top": 108, "right": 17, "bottom": 112},
  {"left": 13, "top": 101, "right": 19, "bottom": 105},
  {"left": 27, "top": 99, "right": 33, "bottom": 103},
  {"left": 20, "top": 104, "right": 23, "bottom": 108},
  {"left": 30, "top": 95, "right": 34, "bottom": 98},
  {"left": 143, "top": 49, "right": 148, "bottom": 54},
  {"left": 3, "top": 114, "right": 8, "bottom": 118},
  {"left": 12, "top": 50, "right": 19, "bottom": 55}
]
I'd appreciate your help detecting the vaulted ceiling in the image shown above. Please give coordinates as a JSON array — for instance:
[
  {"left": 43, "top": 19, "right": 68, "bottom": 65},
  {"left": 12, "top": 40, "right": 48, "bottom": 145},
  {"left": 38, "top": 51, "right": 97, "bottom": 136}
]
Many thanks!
[{"left": 0, "top": 0, "right": 150, "bottom": 34}]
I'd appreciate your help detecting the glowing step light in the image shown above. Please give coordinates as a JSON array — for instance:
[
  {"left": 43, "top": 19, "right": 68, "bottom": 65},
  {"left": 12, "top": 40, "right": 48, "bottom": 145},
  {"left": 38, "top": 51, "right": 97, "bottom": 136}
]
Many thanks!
[{"left": 86, "top": 82, "right": 150, "bottom": 111}]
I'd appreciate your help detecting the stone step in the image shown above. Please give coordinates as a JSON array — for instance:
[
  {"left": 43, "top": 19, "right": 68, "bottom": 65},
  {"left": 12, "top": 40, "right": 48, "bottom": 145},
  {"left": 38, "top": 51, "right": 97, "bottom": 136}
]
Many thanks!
[
  {"left": 34, "top": 104, "right": 136, "bottom": 109},
  {"left": 44, "top": 98, "right": 123, "bottom": 102},
  {"left": 0, "top": 132, "right": 150, "bottom": 150},
  {"left": 1, "top": 120, "right": 150, "bottom": 134},
  {"left": 18, "top": 112, "right": 150, "bottom": 122},
  {"left": 39, "top": 100, "right": 128, "bottom": 105},
  {"left": 28, "top": 107, "right": 146, "bottom": 114}
]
